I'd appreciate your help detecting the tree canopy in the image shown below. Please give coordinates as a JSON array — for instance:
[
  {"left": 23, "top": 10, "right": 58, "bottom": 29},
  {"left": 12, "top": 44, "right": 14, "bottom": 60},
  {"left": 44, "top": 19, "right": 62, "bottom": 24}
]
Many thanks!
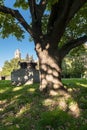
[{"left": 0, "top": 0, "right": 87, "bottom": 43}]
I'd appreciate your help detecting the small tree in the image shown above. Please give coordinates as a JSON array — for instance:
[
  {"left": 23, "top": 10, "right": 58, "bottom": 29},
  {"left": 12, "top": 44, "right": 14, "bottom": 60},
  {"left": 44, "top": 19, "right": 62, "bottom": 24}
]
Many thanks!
[
  {"left": 1, "top": 58, "right": 20, "bottom": 76},
  {"left": 0, "top": 0, "right": 87, "bottom": 92}
]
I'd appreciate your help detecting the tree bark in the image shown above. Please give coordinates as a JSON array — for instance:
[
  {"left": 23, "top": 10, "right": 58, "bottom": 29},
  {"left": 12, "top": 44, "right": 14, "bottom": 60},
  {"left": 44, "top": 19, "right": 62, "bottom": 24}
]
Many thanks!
[{"left": 35, "top": 41, "right": 64, "bottom": 92}]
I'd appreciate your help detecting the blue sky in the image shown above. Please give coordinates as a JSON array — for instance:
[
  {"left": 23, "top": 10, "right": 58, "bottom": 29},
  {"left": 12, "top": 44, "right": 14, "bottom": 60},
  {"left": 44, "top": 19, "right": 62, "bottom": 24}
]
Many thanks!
[
  {"left": 0, "top": 35, "right": 37, "bottom": 67},
  {"left": 0, "top": 0, "right": 37, "bottom": 68}
]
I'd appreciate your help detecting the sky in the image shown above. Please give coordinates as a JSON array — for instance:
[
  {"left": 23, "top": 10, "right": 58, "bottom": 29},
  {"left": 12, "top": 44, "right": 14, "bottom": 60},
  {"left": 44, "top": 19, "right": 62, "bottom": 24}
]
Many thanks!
[
  {"left": 0, "top": 0, "right": 37, "bottom": 68},
  {"left": 0, "top": 35, "right": 37, "bottom": 68}
]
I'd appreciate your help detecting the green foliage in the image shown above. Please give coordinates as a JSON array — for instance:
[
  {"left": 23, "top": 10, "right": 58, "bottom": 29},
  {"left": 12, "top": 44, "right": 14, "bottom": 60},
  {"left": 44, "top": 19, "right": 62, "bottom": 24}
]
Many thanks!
[
  {"left": 71, "top": 57, "right": 85, "bottom": 78},
  {"left": 59, "top": 3, "right": 87, "bottom": 48},
  {"left": 0, "top": 0, "right": 4, "bottom": 5},
  {"left": 47, "top": 0, "right": 59, "bottom": 10},
  {"left": 62, "top": 56, "right": 86, "bottom": 78},
  {"left": 42, "top": 15, "right": 49, "bottom": 34},
  {"left": 62, "top": 45, "right": 87, "bottom": 78},
  {"left": 1, "top": 58, "right": 20, "bottom": 76},
  {"left": 62, "top": 59, "right": 71, "bottom": 78},
  {"left": 14, "top": 0, "right": 29, "bottom": 9},
  {"left": 0, "top": 13, "right": 24, "bottom": 40},
  {"left": 0, "top": 0, "right": 87, "bottom": 42},
  {"left": 69, "top": 45, "right": 87, "bottom": 56},
  {"left": 14, "top": 0, "right": 58, "bottom": 10}
]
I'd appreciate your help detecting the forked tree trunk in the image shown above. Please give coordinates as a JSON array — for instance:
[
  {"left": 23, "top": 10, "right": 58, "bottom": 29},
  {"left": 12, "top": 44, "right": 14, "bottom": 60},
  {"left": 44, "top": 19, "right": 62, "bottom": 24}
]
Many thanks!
[{"left": 35, "top": 42, "right": 64, "bottom": 92}]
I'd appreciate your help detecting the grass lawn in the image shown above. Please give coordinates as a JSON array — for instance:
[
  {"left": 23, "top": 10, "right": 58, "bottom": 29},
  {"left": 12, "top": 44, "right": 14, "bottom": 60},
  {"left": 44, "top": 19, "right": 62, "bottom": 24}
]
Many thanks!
[{"left": 0, "top": 78, "right": 87, "bottom": 130}]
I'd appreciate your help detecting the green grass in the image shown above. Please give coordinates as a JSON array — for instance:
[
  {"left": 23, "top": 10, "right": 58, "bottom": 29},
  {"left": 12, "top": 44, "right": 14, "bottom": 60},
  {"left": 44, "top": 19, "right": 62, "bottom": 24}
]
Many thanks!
[{"left": 0, "top": 79, "right": 87, "bottom": 130}]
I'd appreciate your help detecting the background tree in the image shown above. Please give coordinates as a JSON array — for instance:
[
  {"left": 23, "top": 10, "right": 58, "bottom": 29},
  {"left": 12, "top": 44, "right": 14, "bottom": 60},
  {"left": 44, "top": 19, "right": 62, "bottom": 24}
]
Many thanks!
[
  {"left": 69, "top": 45, "right": 87, "bottom": 57},
  {"left": 62, "top": 45, "right": 87, "bottom": 78},
  {"left": 1, "top": 58, "right": 20, "bottom": 76},
  {"left": 0, "top": 0, "right": 87, "bottom": 93},
  {"left": 62, "top": 55, "right": 86, "bottom": 78},
  {"left": 71, "top": 57, "right": 85, "bottom": 78},
  {"left": 62, "top": 58, "right": 71, "bottom": 78}
]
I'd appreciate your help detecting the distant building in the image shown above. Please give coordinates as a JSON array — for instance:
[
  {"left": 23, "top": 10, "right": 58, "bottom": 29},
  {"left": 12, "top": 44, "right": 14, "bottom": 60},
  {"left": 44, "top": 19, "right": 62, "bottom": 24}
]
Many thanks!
[
  {"left": 11, "top": 50, "right": 39, "bottom": 86},
  {"left": 25, "top": 53, "right": 34, "bottom": 62},
  {"left": 26, "top": 53, "right": 30, "bottom": 61},
  {"left": 0, "top": 67, "right": 2, "bottom": 72},
  {"left": 14, "top": 49, "right": 21, "bottom": 59}
]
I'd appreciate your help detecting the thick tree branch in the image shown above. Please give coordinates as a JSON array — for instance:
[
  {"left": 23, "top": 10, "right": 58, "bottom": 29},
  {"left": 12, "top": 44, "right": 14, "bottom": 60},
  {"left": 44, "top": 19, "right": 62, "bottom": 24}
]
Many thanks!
[
  {"left": 28, "top": 0, "right": 43, "bottom": 36},
  {"left": 27, "top": 0, "right": 47, "bottom": 43},
  {"left": 47, "top": 0, "right": 87, "bottom": 44},
  {"left": 47, "top": 0, "right": 72, "bottom": 36},
  {"left": 0, "top": 5, "right": 33, "bottom": 37},
  {"left": 67, "top": 0, "right": 87, "bottom": 23},
  {"left": 28, "top": 0, "right": 46, "bottom": 22},
  {"left": 28, "top": 0, "right": 37, "bottom": 22},
  {"left": 60, "top": 35, "right": 87, "bottom": 59},
  {"left": 38, "top": 0, "right": 47, "bottom": 18}
]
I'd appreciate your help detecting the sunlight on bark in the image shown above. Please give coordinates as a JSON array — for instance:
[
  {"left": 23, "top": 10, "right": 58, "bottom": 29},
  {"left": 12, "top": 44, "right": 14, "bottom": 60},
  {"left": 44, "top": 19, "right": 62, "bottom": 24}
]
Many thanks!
[
  {"left": 43, "top": 99, "right": 55, "bottom": 106},
  {"left": 58, "top": 99, "right": 67, "bottom": 110},
  {"left": 53, "top": 70, "right": 59, "bottom": 76},
  {"left": 46, "top": 74, "right": 53, "bottom": 81},
  {"left": 69, "top": 102, "right": 80, "bottom": 117},
  {"left": 49, "top": 90, "right": 59, "bottom": 96},
  {"left": 47, "top": 68, "right": 53, "bottom": 74},
  {"left": 38, "top": 48, "right": 64, "bottom": 91},
  {"left": 41, "top": 64, "right": 47, "bottom": 71}
]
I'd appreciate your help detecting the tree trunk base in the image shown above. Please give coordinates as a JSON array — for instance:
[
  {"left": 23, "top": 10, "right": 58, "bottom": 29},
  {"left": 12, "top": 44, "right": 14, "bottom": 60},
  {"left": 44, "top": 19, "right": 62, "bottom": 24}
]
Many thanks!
[
  {"left": 39, "top": 84, "right": 80, "bottom": 117},
  {"left": 39, "top": 83, "right": 67, "bottom": 94}
]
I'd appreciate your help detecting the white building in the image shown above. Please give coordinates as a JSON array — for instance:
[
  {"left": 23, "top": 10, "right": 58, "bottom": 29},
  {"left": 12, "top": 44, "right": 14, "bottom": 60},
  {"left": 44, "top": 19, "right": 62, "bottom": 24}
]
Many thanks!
[{"left": 14, "top": 49, "right": 21, "bottom": 59}]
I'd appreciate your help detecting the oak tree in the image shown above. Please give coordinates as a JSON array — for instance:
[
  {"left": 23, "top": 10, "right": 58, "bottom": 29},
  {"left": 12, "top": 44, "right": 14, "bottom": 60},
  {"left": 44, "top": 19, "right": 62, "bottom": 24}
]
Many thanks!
[{"left": 0, "top": 0, "right": 87, "bottom": 92}]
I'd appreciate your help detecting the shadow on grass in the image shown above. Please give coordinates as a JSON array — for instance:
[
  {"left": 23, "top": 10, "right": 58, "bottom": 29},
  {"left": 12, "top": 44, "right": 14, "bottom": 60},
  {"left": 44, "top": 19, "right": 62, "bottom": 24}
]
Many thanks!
[
  {"left": 63, "top": 78, "right": 87, "bottom": 109},
  {"left": 0, "top": 79, "right": 87, "bottom": 130}
]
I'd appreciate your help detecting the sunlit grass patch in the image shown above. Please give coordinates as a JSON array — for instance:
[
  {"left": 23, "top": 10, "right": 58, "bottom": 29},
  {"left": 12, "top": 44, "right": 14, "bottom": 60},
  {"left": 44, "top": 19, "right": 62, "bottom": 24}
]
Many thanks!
[
  {"left": 0, "top": 88, "right": 9, "bottom": 94},
  {"left": 12, "top": 86, "right": 23, "bottom": 92},
  {"left": 16, "top": 104, "right": 30, "bottom": 118},
  {"left": 76, "top": 83, "right": 87, "bottom": 88},
  {"left": 27, "top": 88, "right": 35, "bottom": 93},
  {"left": 0, "top": 79, "right": 87, "bottom": 130}
]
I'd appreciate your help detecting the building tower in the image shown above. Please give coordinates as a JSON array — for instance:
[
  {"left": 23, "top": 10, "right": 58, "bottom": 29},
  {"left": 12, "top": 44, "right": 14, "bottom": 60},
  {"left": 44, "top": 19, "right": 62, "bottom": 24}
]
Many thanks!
[
  {"left": 26, "top": 53, "right": 30, "bottom": 61},
  {"left": 14, "top": 49, "right": 21, "bottom": 59}
]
